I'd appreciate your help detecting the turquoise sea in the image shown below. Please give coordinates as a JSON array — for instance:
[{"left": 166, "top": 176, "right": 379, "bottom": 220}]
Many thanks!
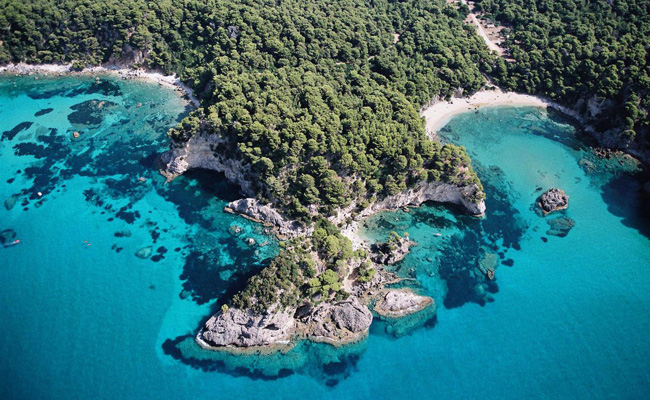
[{"left": 1, "top": 76, "right": 649, "bottom": 399}]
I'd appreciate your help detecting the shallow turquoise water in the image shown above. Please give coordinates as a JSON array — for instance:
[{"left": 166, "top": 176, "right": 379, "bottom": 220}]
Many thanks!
[{"left": 1, "top": 78, "right": 649, "bottom": 399}]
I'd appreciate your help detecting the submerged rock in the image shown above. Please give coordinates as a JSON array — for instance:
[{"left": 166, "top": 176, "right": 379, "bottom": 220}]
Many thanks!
[
  {"left": 4, "top": 196, "right": 17, "bottom": 210},
  {"left": 0, "top": 229, "right": 17, "bottom": 245},
  {"left": 538, "top": 188, "right": 569, "bottom": 215},
  {"left": 135, "top": 246, "right": 153, "bottom": 259},
  {"left": 478, "top": 252, "right": 498, "bottom": 279},
  {"left": 546, "top": 216, "right": 576, "bottom": 237}
]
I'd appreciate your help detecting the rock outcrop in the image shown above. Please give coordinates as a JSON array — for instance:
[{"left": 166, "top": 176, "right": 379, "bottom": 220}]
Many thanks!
[
  {"left": 297, "top": 297, "right": 373, "bottom": 345},
  {"left": 370, "top": 235, "right": 412, "bottom": 265},
  {"left": 198, "top": 308, "right": 295, "bottom": 348},
  {"left": 538, "top": 188, "right": 569, "bottom": 215},
  {"left": 198, "top": 298, "right": 372, "bottom": 349},
  {"left": 373, "top": 289, "right": 434, "bottom": 318},
  {"left": 226, "top": 198, "right": 309, "bottom": 238}
]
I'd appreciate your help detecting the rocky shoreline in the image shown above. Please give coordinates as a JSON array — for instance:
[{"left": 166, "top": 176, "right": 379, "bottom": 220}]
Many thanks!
[{"left": 195, "top": 233, "right": 434, "bottom": 351}]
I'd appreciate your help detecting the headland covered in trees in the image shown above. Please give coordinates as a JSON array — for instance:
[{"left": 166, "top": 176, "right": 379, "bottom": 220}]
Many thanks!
[{"left": 1, "top": 0, "right": 648, "bottom": 350}]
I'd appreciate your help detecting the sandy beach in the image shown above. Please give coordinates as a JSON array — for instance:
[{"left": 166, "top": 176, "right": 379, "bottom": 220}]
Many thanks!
[
  {"left": 422, "top": 89, "right": 545, "bottom": 137},
  {"left": 0, "top": 62, "right": 200, "bottom": 108},
  {"left": 421, "top": 88, "right": 586, "bottom": 139}
]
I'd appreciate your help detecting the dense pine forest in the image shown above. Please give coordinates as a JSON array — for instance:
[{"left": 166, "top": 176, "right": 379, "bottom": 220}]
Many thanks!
[{"left": 475, "top": 0, "right": 650, "bottom": 147}]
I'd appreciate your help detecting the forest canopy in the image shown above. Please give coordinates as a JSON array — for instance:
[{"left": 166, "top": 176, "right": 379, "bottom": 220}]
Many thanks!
[{"left": 476, "top": 0, "right": 650, "bottom": 147}]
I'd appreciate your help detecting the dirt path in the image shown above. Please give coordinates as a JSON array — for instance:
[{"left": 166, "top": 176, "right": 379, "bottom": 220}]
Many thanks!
[{"left": 459, "top": 0, "right": 506, "bottom": 57}]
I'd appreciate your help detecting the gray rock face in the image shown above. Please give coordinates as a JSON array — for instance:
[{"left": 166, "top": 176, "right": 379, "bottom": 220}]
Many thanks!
[
  {"left": 227, "top": 198, "right": 309, "bottom": 237},
  {"left": 374, "top": 290, "right": 434, "bottom": 318},
  {"left": 538, "top": 188, "right": 569, "bottom": 215},
  {"left": 198, "top": 298, "right": 373, "bottom": 348},
  {"left": 199, "top": 308, "right": 295, "bottom": 348},
  {"left": 160, "top": 133, "right": 255, "bottom": 196},
  {"left": 333, "top": 181, "right": 486, "bottom": 225},
  {"left": 161, "top": 133, "right": 485, "bottom": 233}
]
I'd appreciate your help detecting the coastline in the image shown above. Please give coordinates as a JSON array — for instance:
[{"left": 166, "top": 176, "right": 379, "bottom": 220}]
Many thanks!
[
  {"left": 421, "top": 88, "right": 587, "bottom": 139},
  {"left": 0, "top": 62, "right": 200, "bottom": 108}
]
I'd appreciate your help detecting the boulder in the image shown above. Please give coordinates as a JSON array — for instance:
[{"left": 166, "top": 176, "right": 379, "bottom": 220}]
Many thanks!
[
  {"left": 546, "top": 216, "right": 576, "bottom": 237},
  {"left": 538, "top": 188, "right": 569, "bottom": 215}
]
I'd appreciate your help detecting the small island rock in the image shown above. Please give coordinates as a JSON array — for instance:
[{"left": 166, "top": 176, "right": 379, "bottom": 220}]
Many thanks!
[{"left": 538, "top": 188, "right": 569, "bottom": 215}]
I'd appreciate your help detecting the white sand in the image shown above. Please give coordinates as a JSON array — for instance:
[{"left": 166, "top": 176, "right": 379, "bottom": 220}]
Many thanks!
[
  {"left": 0, "top": 63, "right": 199, "bottom": 108},
  {"left": 340, "top": 221, "right": 368, "bottom": 250},
  {"left": 421, "top": 88, "right": 585, "bottom": 139}
]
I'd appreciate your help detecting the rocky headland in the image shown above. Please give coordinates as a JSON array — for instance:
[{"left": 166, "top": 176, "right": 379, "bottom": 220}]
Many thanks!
[{"left": 160, "top": 119, "right": 482, "bottom": 352}]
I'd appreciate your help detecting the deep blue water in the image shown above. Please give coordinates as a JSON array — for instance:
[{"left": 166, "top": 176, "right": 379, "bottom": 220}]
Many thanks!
[{"left": 1, "top": 77, "right": 649, "bottom": 399}]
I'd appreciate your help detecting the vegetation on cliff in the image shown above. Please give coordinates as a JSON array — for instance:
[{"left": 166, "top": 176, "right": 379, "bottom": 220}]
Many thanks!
[{"left": 231, "top": 219, "right": 357, "bottom": 312}]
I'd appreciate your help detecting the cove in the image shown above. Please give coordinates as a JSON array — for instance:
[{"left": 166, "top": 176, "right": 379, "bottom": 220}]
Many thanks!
[{"left": 1, "top": 76, "right": 649, "bottom": 399}]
